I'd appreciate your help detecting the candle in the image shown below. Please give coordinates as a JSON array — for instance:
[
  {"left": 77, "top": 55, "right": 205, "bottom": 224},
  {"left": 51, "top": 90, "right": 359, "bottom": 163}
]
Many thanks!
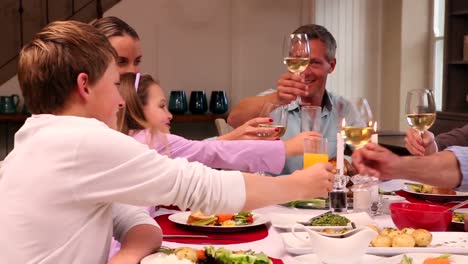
[
  {"left": 371, "top": 121, "right": 378, "bottom": 144},
  {"left": 336, "top": 132, "right": 344, "bottom": 175}
]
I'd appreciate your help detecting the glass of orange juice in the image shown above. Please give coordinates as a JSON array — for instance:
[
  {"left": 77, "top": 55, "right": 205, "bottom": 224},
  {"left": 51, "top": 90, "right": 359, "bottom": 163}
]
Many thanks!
[{"left": 303, "top": 137, "right": 328, "bottom": 169}]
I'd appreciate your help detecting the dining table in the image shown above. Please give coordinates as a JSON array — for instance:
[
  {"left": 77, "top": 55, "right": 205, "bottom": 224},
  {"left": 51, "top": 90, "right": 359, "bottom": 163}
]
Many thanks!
[
  {"left": 149, "top": 181, "right": 468, "bottom": 264},
  {"left": 153, "top": 203, "right": 399, "bottom": 263}
]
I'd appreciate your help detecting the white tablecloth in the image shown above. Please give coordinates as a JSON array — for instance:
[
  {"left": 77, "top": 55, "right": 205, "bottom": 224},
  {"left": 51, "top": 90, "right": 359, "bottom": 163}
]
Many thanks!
[{"left": 155, "top": 205, "right": 397, "bottom": 263}]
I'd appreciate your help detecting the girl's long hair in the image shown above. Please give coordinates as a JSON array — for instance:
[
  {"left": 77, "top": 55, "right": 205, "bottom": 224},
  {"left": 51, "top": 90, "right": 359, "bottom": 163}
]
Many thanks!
[{"left": 117, "top": 73, "right": 170, "bottom": 155}]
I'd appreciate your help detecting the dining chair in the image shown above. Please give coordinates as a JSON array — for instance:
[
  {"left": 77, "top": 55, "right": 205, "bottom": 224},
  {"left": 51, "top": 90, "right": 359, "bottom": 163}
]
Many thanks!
[{"left": 214, "top": 118, "right": 234, "bottom": 136}]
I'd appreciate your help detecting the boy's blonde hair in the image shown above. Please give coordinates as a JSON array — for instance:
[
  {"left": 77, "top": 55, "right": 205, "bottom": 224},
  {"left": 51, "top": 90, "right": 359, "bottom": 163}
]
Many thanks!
[{"left": 18, "top": 20, "right": 117, "bottom": 114}]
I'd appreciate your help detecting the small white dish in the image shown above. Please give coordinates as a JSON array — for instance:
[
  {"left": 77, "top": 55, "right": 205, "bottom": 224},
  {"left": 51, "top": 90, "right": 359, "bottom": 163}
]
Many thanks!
[{"left": 290, "top": 224, "right": 377, "bottom": 264}]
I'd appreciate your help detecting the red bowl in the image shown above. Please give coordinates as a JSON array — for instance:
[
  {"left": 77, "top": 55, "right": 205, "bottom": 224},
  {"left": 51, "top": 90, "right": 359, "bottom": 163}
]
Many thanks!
[{"left": 390, "top": 202, "right": 453, "bottom": 231}]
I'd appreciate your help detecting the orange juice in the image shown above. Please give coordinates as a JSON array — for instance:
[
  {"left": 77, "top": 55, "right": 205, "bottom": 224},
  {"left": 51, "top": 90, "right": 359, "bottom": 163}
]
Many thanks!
[{"left": 303, "top": 153, "right": 329, "bottom": 169}]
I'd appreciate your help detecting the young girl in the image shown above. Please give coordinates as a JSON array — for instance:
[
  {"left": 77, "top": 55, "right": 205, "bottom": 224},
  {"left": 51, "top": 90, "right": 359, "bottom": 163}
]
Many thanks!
[{"left": 118, "top": 72, "right": 321, "bottom": 174}]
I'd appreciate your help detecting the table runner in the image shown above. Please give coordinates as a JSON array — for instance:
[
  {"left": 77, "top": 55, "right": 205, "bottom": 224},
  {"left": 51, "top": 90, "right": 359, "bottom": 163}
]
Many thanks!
[{"left": 155, "top": 214, "right": 269, "bottom": 244}]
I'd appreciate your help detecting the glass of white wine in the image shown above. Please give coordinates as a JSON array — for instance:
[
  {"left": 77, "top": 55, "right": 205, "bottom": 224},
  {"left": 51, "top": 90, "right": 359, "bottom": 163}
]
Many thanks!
[
  {"left": 340, "top": 98, "right": 380, "bottom": 215},
  {"left": 283, "top": 33, "right": 310, "bottom": 105},
  {"left": 258, "top": 102, "right": 288, "bottom": 138},
  {"left": 405, "top": 89, "right": 436, "bottom": 137},
  {"left": 341, "top": 98, "right": 375, "bottom": 149}
]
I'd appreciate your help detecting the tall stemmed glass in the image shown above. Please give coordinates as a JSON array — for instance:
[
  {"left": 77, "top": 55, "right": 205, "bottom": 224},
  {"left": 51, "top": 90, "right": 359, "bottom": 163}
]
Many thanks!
[
  {"left": 340, "top": 98, "right": 379, "bottom": 215},
  {"left": 283, "top": 33, "right": 310, "bottom": 105},
  {"left": 341, "top": 98, "right": 375, "bottom": 149},
  {"left": 405, "top": 89, "right": 436, "bottom": 137}
]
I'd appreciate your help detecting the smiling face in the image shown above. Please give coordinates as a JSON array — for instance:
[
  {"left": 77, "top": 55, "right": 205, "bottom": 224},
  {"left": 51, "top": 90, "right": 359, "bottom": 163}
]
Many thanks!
[
  {"left": 87, "top": 61, "right": 124, "bottom": 129},
  {"left": 301, "top": 39, "right": 336, "bottom": 99},
  {"left": 142, "top": 83, "right": 173, "bottom": 133},
  {"left": 109, "top": 34, "right": 142, "bottom": 74}
]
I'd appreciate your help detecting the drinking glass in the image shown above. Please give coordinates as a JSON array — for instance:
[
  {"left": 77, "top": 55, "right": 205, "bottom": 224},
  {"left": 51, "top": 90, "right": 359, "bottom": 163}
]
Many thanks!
[
  {"left": 340, "top": 98, "right": 375, "bottom": 149},
  {"left": 340, "top": 98, "right": 380, "bottom": 215},
  {"left": 405, "top": 89, "right": 436, "bottom": 137},
  {"left": 168, "top": 91, "right": 188, "bottom": 114},
  {"left": 258, "top": 102, "right": 288, "bottom": 138},
  {"left": 303, "top": 137, "right": 328, "bottom": 169},
  {"left": 283, "top": 33, "right": 310, "bottom": 105},
  {"left": 189, "top": 91, "right": 208, "bottom": 114},
  {"left": 209, "top": 91, "right": 228, "bottom": 114},
  {"left": 300, "top": 106, "right": 321, "bottom": 132}
]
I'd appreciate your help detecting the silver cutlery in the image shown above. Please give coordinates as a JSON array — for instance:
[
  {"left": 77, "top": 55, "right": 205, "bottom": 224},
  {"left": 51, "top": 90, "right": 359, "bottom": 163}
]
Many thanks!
[{"left": 443, "top": 199, "right": 468, "bottom": 213}]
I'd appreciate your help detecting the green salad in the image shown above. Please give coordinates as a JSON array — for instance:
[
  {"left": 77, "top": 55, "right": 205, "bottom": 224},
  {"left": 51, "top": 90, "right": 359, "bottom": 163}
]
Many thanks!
[
  {"left": 201, "top": 246, "right": 272, "bottom": 264},
  {"left": 307, "top": 213, "right": 350, "bottom": 226}
]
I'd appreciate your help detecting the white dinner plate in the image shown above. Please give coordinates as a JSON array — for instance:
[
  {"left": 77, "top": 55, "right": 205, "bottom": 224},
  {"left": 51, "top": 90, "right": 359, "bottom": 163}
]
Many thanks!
[
  {"left": 292, "top": 253, "right": 383, "bottom": 264},
  {"left": 168, "top": 211, "right": 270, "bottom": 233},
  {"left": 270, "top": 211, "right": 375, "bottom": 230},
  {"left": 376, "top": 253, "right": 468, "bottom": 264},
  {"left": 280, "top": 231, "right": 468, "bottom": 256},
  {"left": 402, "top": 185, "right": 468, "bottom": 202}
]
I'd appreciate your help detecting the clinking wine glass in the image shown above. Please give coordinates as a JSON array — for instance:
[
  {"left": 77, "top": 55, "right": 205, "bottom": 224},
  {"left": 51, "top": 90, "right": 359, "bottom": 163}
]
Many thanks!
[
  {"left": 405, "top": 89, "right": 436, "bottom": 137},
  {"left": 340, "top": 97, "right": 380, "bottom": 215},
  {"left": 341, "top": 98, "right": 375, "bottom": 149},
  {"left": 258, "top": 102, "right": 288, "bottom": 138},
  {"left": 283, "top": 33, "right": 310, "bottom": 105}
]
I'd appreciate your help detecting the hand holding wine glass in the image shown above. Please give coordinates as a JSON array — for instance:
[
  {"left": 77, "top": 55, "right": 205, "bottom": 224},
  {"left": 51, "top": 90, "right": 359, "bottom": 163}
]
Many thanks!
[
  {"left": 257, "top": 102, "right": 288, "bottom": 138},
  {"left": 405, "top": 89, "right": 436, "bottom": 137}
]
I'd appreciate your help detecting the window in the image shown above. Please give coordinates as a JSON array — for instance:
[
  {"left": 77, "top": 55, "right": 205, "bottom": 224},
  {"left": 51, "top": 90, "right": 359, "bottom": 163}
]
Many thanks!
[{"left": 431, "top": 0, "right": 445, "bottom": 111}]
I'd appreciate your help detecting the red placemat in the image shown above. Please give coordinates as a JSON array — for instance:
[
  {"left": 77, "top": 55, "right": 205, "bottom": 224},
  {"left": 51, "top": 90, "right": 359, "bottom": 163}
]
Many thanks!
[
  {"left": 154, "top": 214, "right": 268, "bottom": 244},
  {"left": 271, "top": 258, "right": 283, "bottom": 264}
]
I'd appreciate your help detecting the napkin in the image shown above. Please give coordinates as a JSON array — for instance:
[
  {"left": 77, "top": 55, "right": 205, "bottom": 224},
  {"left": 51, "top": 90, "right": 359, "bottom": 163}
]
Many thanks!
[{"left": 154, "top": 214, "right": 268, "bottom": 244}]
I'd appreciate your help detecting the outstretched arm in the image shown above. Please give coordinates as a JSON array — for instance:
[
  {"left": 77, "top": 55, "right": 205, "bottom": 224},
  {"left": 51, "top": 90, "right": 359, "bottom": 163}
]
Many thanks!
[
  {"left": 352, "top": 143, "right": 461, "bottom": 188},
  {"left": 228, "top": 93, "right": 278, "bottom": 128},
  {"left": 228, "top": 72, "right": 308, "bottom": 128}
]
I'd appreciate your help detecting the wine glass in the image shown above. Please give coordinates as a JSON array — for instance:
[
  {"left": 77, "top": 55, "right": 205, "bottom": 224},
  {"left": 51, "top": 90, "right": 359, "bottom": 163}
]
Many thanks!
[
  {"left": 405, "top": 89, "right": 436, "bottom": 137},
  {"left": 283, "top": 33, "right": 310, "bottom": 105},
  {"left": 340, "top": 98, "right": 375, "bottom": 149},
  {"left": 258, "top": 102, "right": 288, "bottom": 138},
  {"left": 340, "top": 97, "right": 380, "bottom": 215}
]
